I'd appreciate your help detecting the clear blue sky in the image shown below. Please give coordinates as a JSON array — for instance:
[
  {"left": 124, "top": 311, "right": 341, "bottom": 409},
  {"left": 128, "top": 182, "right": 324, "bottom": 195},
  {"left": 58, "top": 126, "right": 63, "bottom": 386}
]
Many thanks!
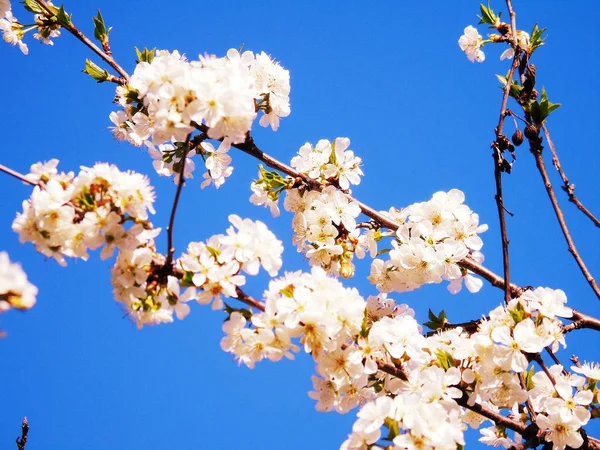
[{"left": 0, "top": 1, "right": 598, "bottom": 448}]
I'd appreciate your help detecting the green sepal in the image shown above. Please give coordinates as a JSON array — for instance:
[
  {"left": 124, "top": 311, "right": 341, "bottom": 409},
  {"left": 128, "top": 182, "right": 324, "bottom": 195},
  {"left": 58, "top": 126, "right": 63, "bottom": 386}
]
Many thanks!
[
  {"left": 179, "top": 271, "right": 195, "bottom": 288},
  {"left": 82, "top": 59, "right": 109, "bottom": 83}
]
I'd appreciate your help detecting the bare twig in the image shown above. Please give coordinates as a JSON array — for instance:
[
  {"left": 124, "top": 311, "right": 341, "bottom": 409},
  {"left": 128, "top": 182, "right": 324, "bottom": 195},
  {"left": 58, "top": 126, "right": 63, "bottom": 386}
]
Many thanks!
[
  {"left": 0, "top": 164, "right": 36, "bottom": 186},
  {"left": 531, "top": 148, "right": 600, "bottom": 299},
  {"left": 165, "top": 136, "right": 191, "bottom": 267},
  {"left": 36, "top": 0, "right": 130, "bottom": 82},
  {"left": 491, "top": 0, "right": 521, "bottom": 305},
  {"left": 542, "top": 123, "right": 600, "bottom": 228},
  {"left": 16, "top": 417, "right": 29, "bottom": 450},
  {"left": 563, "top": 310, "right": 600, "bottom": 333}
]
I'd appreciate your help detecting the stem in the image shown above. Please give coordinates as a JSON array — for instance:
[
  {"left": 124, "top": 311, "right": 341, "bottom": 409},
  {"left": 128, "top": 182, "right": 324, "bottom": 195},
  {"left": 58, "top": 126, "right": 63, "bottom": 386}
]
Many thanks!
[
  {"left": 15, "top": 417, "right": 29, "bottom": 450},
  {"left": 0, "top": 164, "right": 36, "bottom": 186},
  {"left": 36, "top": 0, "right": 130, "bottom": 82},
  {"left": 165, "top": 136, "right": 191, "bottom": 267},
  {"left": 531, "top": 148, "right": 600, "bottom": 299},
  {"left": 542, "top": 123, "right": 600, "bottom": 228}
]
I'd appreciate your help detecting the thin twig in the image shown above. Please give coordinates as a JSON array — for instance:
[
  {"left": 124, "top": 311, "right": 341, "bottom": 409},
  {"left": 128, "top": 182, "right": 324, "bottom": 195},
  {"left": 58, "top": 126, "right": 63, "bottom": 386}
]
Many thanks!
[
  {"left": 165, "top": 136, "right": 191, "bottom": 267},
  {"left": 0, "top": 164, "right": 36, "bottom": 186},
  {"left": 531, "top": 148, "right": 600, "bottom": 299},
  {"left": 36, "top": 0, "right": 130, "bottom": 82},
  {"left": 563, "top": 310, "right": 600, "bottom": 333},
  {"left": 16, "top": 417, "right": 29, "bottom": 450},
  {"left": 492, "top": 0, "right": 521, "bottom": 305},
  {"left": 235, "top": 287, "right": 265, "bottom": 312},
  {"left": 542, "top": 123, "right": 600, "bottom": 228}
]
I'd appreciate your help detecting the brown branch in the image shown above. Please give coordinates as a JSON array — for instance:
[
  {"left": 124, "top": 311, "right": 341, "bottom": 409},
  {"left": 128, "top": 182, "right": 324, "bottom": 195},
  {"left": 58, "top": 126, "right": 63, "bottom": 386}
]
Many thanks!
[
  {"left": 563, "top": 310, "right": 600, "bottom": 333},
  {"left": 36, "top": 0, "right": 129, "bottom": 82},
  {"left": 0, "top": 164, "right": 36, "bottom": 186},
  {"left": 492, "top": 1, "right": 521, "bottom": 304},
  {"left": 542, "top": 123, "right": 600, "bottom": 228},
  {"left": 235, "top": 287, "right": 265, "bottom": 312},
  {"left": 531, "top": 148, "right": 600, "bottom": 299},
  {"left": 165, "top": 136, "right": 191, "bottom": 267},
  {"left": 376, "top": 360, "right": 533, "bottom": 436},
  {"left": 16, "top": 417, "right": 29, "bottom": 450}
]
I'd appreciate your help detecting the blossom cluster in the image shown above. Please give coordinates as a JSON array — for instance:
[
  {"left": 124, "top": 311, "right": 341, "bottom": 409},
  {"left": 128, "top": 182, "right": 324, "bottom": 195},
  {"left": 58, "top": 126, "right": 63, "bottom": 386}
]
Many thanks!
[
  {"left": 0, "top": 1, "right": 61, "bottom": 55},
  {"left": 113, "top": 214, "right": 283, "bottom": 328},
  {"left": 13, "top": 159, "right": 157, "bottom": 266},
  {"left": 110, "top": 48, "right": 290, "bottom": 188},
  {"left": 216, "top": 256, "right": 595, "bottom": 450},
  {"left": 369, "top": 189, "right": 487, "bottom": 294},
  {"left": 250, "top": 138, "right": 372, "bottom": 278},
  {"left": 0, "top": 251, "right": 37, "bottom": 313}
]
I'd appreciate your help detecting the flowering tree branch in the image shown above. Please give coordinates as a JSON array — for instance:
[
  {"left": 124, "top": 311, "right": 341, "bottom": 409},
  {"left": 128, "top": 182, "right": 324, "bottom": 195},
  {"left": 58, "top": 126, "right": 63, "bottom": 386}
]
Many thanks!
[
  {"left": 541, "top": 123, "right": 600, "bottom": 228},
  {"left": 35, "top": 0, "right": 129, "bottom": 82},
  {"left": 0, "top": 163, "right": 35, "bottom": 186}
]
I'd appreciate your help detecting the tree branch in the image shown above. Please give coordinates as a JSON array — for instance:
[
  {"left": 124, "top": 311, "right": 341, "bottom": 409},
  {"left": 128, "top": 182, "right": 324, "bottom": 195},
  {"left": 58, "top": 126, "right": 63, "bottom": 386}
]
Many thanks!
[
  {"left": 531, "top": 147, "right": 600, "bottom": 299},
  {"left": 541, "top": 123, "right": 600, "bottom": 228},
  {"left": 0, "top": 164, "right": 36, "bottom": 186},
  {"left": 234, "top": 287, "right": 265, "bottom": 312},
  {"left": 36, "top": 0, "right": 130, "bottom": 82},
  {"left": 165, "top": 136, "right": 191, "bottom": 267}
]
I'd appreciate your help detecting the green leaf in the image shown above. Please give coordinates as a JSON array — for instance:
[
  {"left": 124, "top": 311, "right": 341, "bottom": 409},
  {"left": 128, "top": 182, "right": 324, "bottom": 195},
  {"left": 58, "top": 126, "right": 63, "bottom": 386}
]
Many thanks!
[
  {"left": 478, "top": 2, "right": 500, "bottom": 26},
  {"left": 529, "top": 23, "right": 547, "bottom": 53},
  {"left": 384, "top": 418, "right": 400, "bottom": 441},
  {"left": 508, "top": 301, "right": 527, "bottom": 323},
  {"left": 496, "top": 74, "right": 523, "bottom": 99},
  {"left": 135, "top": 46, "right": 156, "bottom": 64},
  {"left": 93, "top": 10, "right": 111, "bottom": 44},
  {"left": 376, "top": 248, "right": 391, "bottom": 257},
  {"left": 435, "top": 349, "right": 456, "bottom": 370},
  {"left": 424, "top": 309, "right": 448, "bottom": 331},
  {"left": 223, "top": 303, "right": 252, "bottom": 321},
  {"left": 55, "top": 5, "right": 72, "bottom": 27},
  {"left": 180, "top": 271, "right": 195, "bottom": 288},
  {"left": 524, "top": 365, "right": 536, "bottom": 390},
  {"left": 82, "top": 59, "right": 109, "bottom": 83},
  {"left": 359, "top": 308, "right": 370, "bottom": 338},
  {"left": 529, "top": 87, "right": 561, "bottom": 124},
  {"left": 23, "top": 0, "right": 45, "bottom": 14}
]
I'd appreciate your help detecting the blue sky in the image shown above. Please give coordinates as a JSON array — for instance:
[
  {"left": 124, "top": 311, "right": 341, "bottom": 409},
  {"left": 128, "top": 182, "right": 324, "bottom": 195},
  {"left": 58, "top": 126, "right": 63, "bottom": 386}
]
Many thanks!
[{"left": 0, "top": 1, "right": 598, "bottom": 449}]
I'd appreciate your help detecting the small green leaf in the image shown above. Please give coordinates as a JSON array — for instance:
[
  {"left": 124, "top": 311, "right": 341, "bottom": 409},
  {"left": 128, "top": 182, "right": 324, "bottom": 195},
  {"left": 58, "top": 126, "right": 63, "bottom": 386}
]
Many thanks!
[
  {"left": 384, "top": 418, "right": 400, "bottom": 440},
  {"left": 524, "top": 365, "right": 536, "bottom": 390},
  {"left": 55, "top": 5, "right": 72, "bottom": 27},
  {"left": 376, "top": 248, "right": 391, "bottom": 257},
  {"left": 359, "top": 308, "right": 369, "bottom": 338},
  {"left": 508, "top": 301, "right": 527, "bottom": 323},
  {"left": 424, "top": 309, "right": 449, "bottom": 331},
  {"left": 478, "top": 2, "right": 500, "bottom": 26},
  {"left": 82, "top": 59, "right": 109, "bottom": 83},
  {"left": 93, "top": 10, "right": 111, "bottom": 44},
  {"left": 23, "top": 0, "right": 45, "bottom": 14},
  {"left": 496, "top": 74, "right": 523, "bottom": 99},
  {"left": 529, "top": 24, "right": 547, "bottom": 53},
  {"left": 435, "top": 349, "right": 456, "bottom": 370},
  {"left": 135, "top": 46, "right": 156, "bottom": 64},
  {"left": 223, "top": 303, "right": 252, "bottom": 321}
]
